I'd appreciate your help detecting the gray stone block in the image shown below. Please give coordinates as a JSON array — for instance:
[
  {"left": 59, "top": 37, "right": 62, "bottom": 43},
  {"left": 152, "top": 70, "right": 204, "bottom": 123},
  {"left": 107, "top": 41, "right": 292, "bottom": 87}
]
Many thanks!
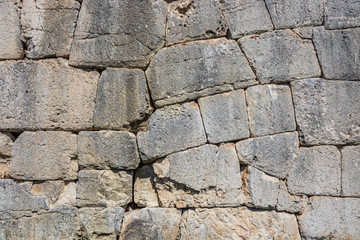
[
  {"left": 0, "top": 133, "right": 14, "bottom": 158},
  {"left": 134, "top": 165, "right": 159, "bottom": 208},
  {"left": 276, "top": 181, "right": 307, "bottom": 214},
  {"left": 342, "top": 146, "right": 360, "bottom": 197},
  {"left": 325, "top": 0, "right": 360, "bottom": 29}
]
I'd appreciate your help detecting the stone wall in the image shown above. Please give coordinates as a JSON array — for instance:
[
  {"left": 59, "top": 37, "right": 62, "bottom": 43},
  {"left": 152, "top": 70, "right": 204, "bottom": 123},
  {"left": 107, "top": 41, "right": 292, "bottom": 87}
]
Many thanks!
[{"left": 0, "top": 0, "right": 359, "bottom": 239}]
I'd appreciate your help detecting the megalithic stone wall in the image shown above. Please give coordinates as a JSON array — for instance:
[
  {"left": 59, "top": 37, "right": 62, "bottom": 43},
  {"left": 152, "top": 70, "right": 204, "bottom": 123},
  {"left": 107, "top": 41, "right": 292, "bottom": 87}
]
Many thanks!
[{"left": 0, "top": 0, "right": 359, "bottom": 239}]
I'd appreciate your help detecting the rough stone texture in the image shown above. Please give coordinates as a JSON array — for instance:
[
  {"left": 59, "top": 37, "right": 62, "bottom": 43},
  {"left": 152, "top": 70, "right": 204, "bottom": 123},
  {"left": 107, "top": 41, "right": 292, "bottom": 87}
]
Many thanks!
[
  {"left": 69, "top": 0, "right": 166, "bottom": 69},
  {"left": 0, "top": 0, "right": 23, "bottom": 60},
  {"left": 120, "top": 208, "right": 181, "bottom": 240},
  {"left": 166, "top": 0, "right": 227, "bottom": 45},
  {"left": 265, "top": 0, "right": 323, "bottom": 29},
  {"left": 0, "top": 59, "right": 100, "bottom": 131},
  {"left": 342, "top": 146, "right": 360, "bottom": 197},
  {"left": 198, "top": 90, "right": 249, "bottom": 143},
  {"left": 153, "top": 144, "right": 243, "bottom": 208},
  {"left": 146, "top": 38, "right": 255, "bottom": 107},
  {"left": 288, "top": 146, "right": 341, "bottom": 196},
  {"left": 325, "top": 0, "right": 360, "bottom": 29},
  {"left": 77, "top": 170, "right": 132, "bottom": 208},
  {"left": 313, "top": 27, "right": 360, "bottom": 80},
  {"left": 298, "top": 197, "right": 360, "bottom": 239},
  {"left": 78, "top": 131, "right": 140, "bottom": 170},
  {"left": 239, "top": 30, "right": 321, "bottom": 83},
  {"left": 292, "top": 26, "right": 314, "bottom": 39},
  {"left": 219, "top": 0, "right": 273, "bottom": 38},
  {"left": 277, "top": 181, "right": 307, "bottom": 214},
  {"left": 236, "top": 132, "right": 299, "bottom": 179},
  {"left": 245, "top": 84, "right": 296, "bottom": 137},
  {"left": 137, "top": 102, "right": 206, "bottom": 162},
  {"left": 134, "top": 165, "right": 159, "bottom": 208},
  {"left": 0, "top": 132, "right": 13, "bottom": 157},
  {"left": 180, "top": 208, "right": 301, "bottom": 239},
  {"left": 291, "top": 79, "right": 360, "bottom": 145},
  {"left": 93, "top": 68, "right": 153, "bottom": 130},
  {"left": 21, "top": 0, "right": 80, "bottom": 58},
  {"left": 10, "top": 131, "right": 78, "bottom": 181}
]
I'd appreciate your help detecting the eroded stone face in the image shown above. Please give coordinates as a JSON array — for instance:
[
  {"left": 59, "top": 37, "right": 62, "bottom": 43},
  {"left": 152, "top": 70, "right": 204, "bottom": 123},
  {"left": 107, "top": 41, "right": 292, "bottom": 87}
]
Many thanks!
[
  {"left": 134, "top": 165, "right": 159, "bottom": 208},
  {"left": 341, "top": 146, "right": 360, "bottom": 197},
  {"left": 325, "top": 0, "right": 360, "bottom": 29}
]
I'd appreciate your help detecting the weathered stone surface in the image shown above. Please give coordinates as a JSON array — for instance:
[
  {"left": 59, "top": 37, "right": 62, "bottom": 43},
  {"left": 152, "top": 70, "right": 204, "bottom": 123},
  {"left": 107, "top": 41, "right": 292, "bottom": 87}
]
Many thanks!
[
  {"left": 69, "top": 0, "right": 166, "bottom": 69},
  {"left": 166, "top": 0, "right": 227, "bottom": 45},
  {"left": 146, "top": 38, "right": 255, "bottom": 107},
  {"left": 78, "top": 131, "right": 140, "bottom": 170},
  {"left": 77, "top": 170, "right": 132, "bottom": 208},
  {"left": 137, "top": 102, "right": 206, "bottom": 162},
  {"left": 325, "top": 0, "right": 360, "bottom": 29},
  {"left": 10, "top": 131, "right": 78, "bottom": 181},
  {"left": 198, "top": 90, "right": 249, "bottom": 143},
  {"left": 236, "top": 132, "right": 299, "bottom": 179},
  {"left": 21, "top": 0, "right": 79, "bottom": 58},
  {"left": 219, "top": 0, "right": 273, "bottom": 38},
  {"left": 180, "top": 208, "right": 301, "bottom": 239},
  {"left": 246, "top": 84, "right": 296, "bottom": 137},
  {"left": 265, "top": 0, "right": 323, "bottom": 29},
  {"left": 291, "top": 79, "right": 360, "bottom": 145},
  {"left": 239, "top": 30, "right": 320, "bottom": 83},
  {"left": 292, "top": 26, "right": 314, "bottom": 39},
  {"left": 134, "top": 165, "right": 159, "bottom": 208},
  {"left": 0, "top": 59, "right": 99, "bottom": 130},
  {"left": 153, "top": 144, "right": 243, "bottom": 208},
  {"left": 277, "top": 181, "right": 307, "bottom": 214},
  {"left": 313, "top": 27, "right": 360, "bottom": 80},
  {"left": 93, "top": 68, "right": 152, "bottom": 130},
  {"left": 0, "top": 132, "right": 14, "bottom": 157},
  {"left": 80, "top": 207, "right": 124, "bottom": 240},
  {"left": 342, "top": 146, "right": 360, "bottom": 197},
  {"left": 0, "top": 162, "right": 9, "bottom": 179},
  {"left": 120, "top": 208, "right": 181, "bottom": 240},
  {"left": 298, "top": 197, "right": 360, "bottom": 239},
  {"left": 0, "top": 0, "right": 23, "bottom": 60},
  {"left": 288, "top": 146, "right": 341, "bottom": 196}
]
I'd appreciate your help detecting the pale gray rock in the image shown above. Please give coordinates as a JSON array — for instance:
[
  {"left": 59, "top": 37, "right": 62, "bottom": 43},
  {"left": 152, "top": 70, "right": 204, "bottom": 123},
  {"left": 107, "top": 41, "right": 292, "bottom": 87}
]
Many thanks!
[
  {"left": 10, "top": 131, "right": 78, "bottom": 181},
  {"left": 291, "top": 79, "right": 360, "bottom": 145},
  {"left": 137, "top": 102, "right": 206, "bottom": 162},
  {"left": 0, "top": 132, "right": 14, "bottom": 157},
  {"left": 325, "top": 0, "right": 360, "bottom": 29},
  {"left": 78, "top": 131, "right": 140, "bottom": 170},
  {"left": 93, "top": 68, "right": 152, "bottom": 130},
  {"left": 0, "top": 217, "right": 34, "bottom": 239},
  {"left": 239, "top": 30, "right": 321, "bottom": 83},
  {"left": 76, "top": 170, "right": 132, "bottom": 208},
  {"left": 0, "top": 59, "right": 100, "bottom": 131},
  {"left": 198, "top": 90, "right": 249, "bottom": 143},
  {"left": 120, "top": 208, "right": 181, "bottom": 240},
  {"left": 245, "top": 84, "right": 296, "bottom": 137},
  {"left": 166, "top": 0, "right": 227, "bottom": 45},
  {"left": 342, "top": 146, "right": 360, "bottom": 197},
  {"left": 69, "top": 0, "right": 166, "bottom": 69},
  {"left": 313, "top": 27, "right": 360, "bottom": 80},
  {"left": 288, "top": 146, "right": 341, "bottom": 196},
  {"left": 298, "top": 197, "right": 360, "bottom": 239},
  {"left": 219, "top": 0, "right": 273, "bottom": 38},
  {"left": 134, "top": 165, "right": 159, "bottom": 208},
  {"left": 277, "top": 181, "right": 307, "bottom": 214},
  {"left": 292, "top": 26, "right": 314, "bottom": 39},
  {"left": 146, "top": 38, "right": 255, "bottom": 106},
  {"left": 236, "top": 132, "right": 299, "bottom": 179}
]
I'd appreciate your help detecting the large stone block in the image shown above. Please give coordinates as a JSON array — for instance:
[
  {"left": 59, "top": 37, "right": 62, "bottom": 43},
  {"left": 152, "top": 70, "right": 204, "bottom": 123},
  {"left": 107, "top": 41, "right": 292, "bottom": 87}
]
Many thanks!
[
  {"left": 0, "top": 59, "right": 99, "bottom": 131},
  {"left": 146, "top": 38, "right": 255, "bottom": 107},
  {"left": 239, "top": 30, "right": 320, "bottom": 83},
  {"left": 325, "top": 0, "right": 360, "bottom": 29},
  {"left": 198, "top": 90, "right": 249, "bottom": 143},
  {"left": 137, "top": 102, "right": 206, "bottom": 162},
  {"left": 93, "top": 68, "right": 152, "bottom": 130},
  {"left": 291, "top": 79, "right": 360, "bottom": 145},
  {"left": 69, "top": 0, "right": 166, "bottom": 69},
  {"left": 134, "top": 165, "right": 159, "bottom": 208},
  {"left": 342, "top": 146, "right": 360, "bottom": 196},
  {"left": 245, "top": 84, "right": 296, "bottom": 136},
  {"left": 78, "top": 131, "right": 140, "bottom": 170},
  {"left": 10, "top": 131, "right": 78, "bottom": 181}
]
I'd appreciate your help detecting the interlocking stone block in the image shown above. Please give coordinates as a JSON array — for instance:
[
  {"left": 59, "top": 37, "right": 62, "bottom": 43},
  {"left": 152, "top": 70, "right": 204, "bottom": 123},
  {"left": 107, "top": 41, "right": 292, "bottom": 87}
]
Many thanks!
[
  {"left": 342, "top": 146, "right": 360, "bottom": 196},
  {"left": 134, "top": 165, "right": 159, "bottom": 208},
  {"left": 0, "top": 133, "right": 13, "bottom": 158},
  {"left": 325, "top": 0, "right": 360, "bottom": 29}
]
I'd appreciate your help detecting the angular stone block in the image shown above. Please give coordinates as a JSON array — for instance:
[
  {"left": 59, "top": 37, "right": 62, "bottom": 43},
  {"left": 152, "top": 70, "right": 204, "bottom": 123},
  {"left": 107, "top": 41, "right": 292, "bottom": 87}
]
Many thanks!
[
  {"left": 78, "top": 131, "right": 140, "bottom": 170},
  {"left": 288, "top": 146, "right": 341, "bottom": 196},
  {"left": 69, "top": 0, "right": 166, "bottom": 69},
  {"left": 0, "top": 133, "right": 14, "bottom": 158},
  {"left": 325, "top": 0, "right": 360, "bottom": 29},
  {"left": 93, "top": 68, "right": 152, "bottom": 130},
  {"left": 10, "top": 131, "right": 78, "bottom": 181},
  {"left": 246, "top": 84, "right": 296, "bottom": 136},
  {"left": 198, "top": 90, "right": 249, "bottom": 143},
  {"left": 0, "top": 59, "right": 99, "bottom": 131},
  {"left": 146, "top": 38, "right": 255, "bottom": 107},
  {"left": 342, "top": 146, "right": 360, "bottom": 196},
  {"left": 236, "top": 132, "right": 299, "bottom": 179},
  {"left": 239, "top": 30, "right": 320, "bottom": 83},
  {"left": 137, "top": 102, "right": 206, "bottom": 162},
  {"left": 134, "top": 165, "right": 159, "bottom": 208},
  {"left": 291, "top": 79, "right": 360, "bottom": 145},
  {"left": 277, "top": 181, "right": 307, "bottom": 214},
  {"left": 166, "top": 0, "right": 227, "bottom": 45}
]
